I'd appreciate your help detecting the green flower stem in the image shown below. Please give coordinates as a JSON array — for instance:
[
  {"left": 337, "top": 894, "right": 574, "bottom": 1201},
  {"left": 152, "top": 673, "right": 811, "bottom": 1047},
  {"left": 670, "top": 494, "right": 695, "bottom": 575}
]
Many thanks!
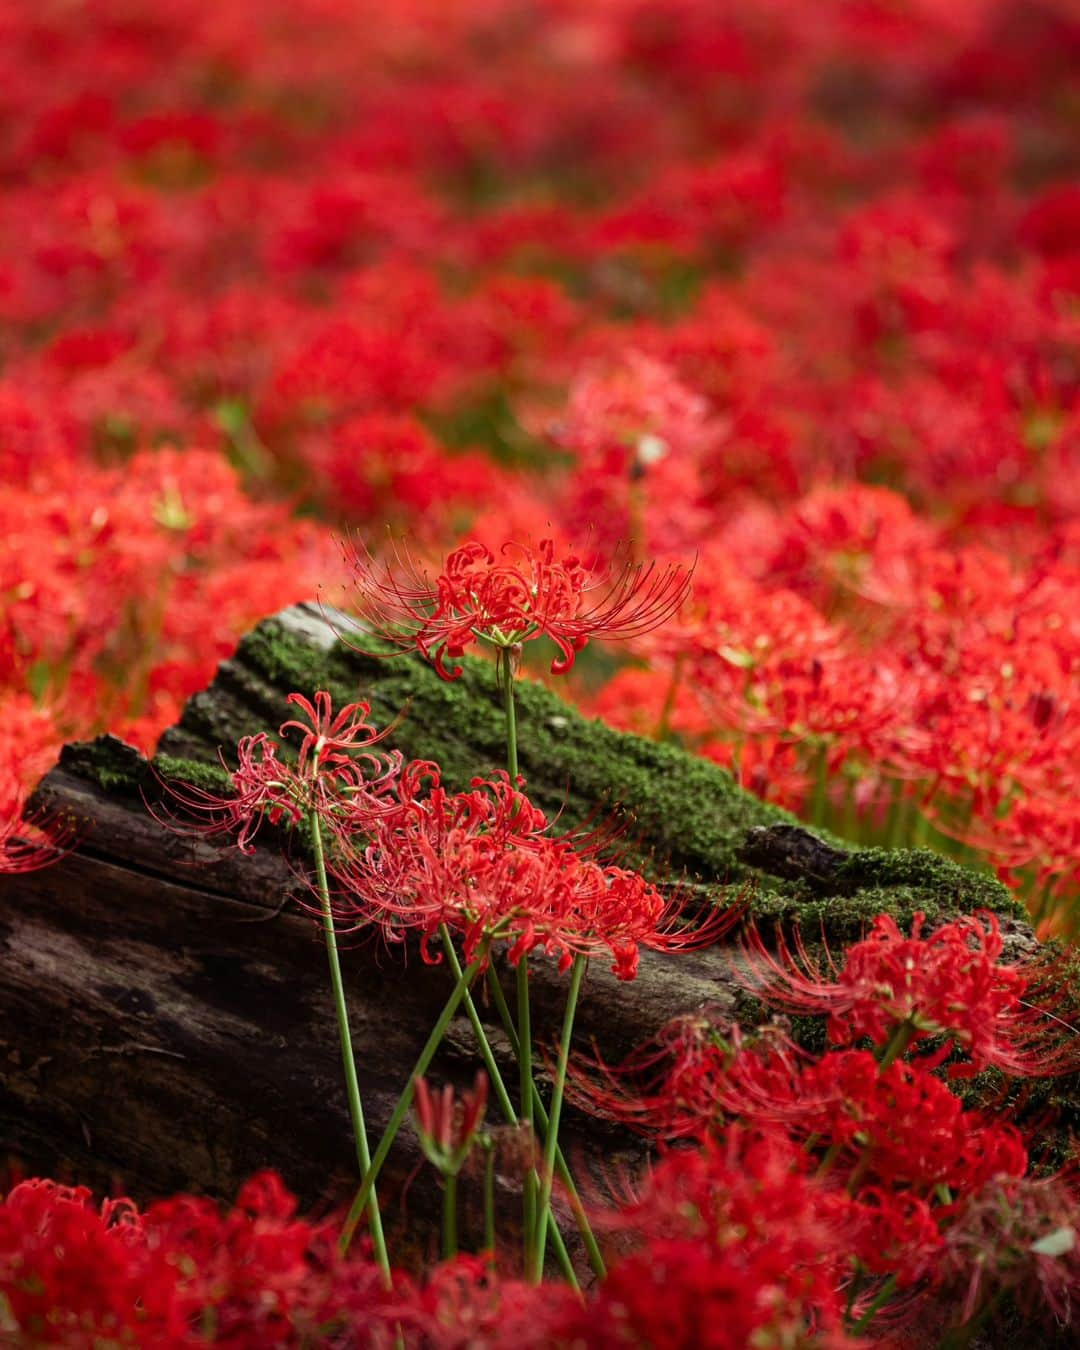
[
  {"left": 438, "top": 928, "right": 580, "bottom": 1291},
  {"left": 530, "top": 954, "right": 587, "bottom": 1283},
  {"left": 442, "top": 1172, "right": 458, "bottom": 1260},
  {"left": 877, "top": 1017, "right": 917, "bottom": 1070},
  {"left": 517, "top": 953, "right": 537, "bottom": 1272},
  {"left": 498, "top": 644, "right": 538, "bottom": 1274},
  {"left": 482, "top": 1139, "right": 496, "bottom": 1255},
  {"left": 499, "top": 645, "right": 519, "bottom": 780},
  {"left": 486, "top": 965, "right": 606, "bottom": 1279},
  {"left": 309, "top": 805, "right": 389, "bottom": 1281},
  {"left": 339, "top": 952, "right": 485, "bottom": 1254},
  {"left": 850, "top": 1273, "right": 898, "bottom": 1334},
  {"left": 493, "top": 649, "right": 597, "bottom": 1286}
]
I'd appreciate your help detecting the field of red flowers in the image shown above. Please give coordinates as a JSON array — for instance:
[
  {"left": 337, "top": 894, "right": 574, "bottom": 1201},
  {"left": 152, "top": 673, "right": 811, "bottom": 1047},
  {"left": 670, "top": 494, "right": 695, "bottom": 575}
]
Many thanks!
[{"left": 2, "top": 1, "right": 1080, "bottom": 1345}]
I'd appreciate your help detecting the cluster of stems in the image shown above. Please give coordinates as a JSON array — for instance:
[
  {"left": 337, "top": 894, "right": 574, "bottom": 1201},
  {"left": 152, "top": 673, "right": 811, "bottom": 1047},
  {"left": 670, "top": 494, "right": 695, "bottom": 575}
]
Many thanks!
[{"left": 316, "top": 644, "right": 602, "bottom": 1287}]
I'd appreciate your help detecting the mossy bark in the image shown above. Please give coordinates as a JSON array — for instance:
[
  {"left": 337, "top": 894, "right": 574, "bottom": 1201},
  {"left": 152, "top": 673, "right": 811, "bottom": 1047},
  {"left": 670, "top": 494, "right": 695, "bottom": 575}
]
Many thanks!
[{"left": 153, "top": 603, "right": 1026, "bottom": 938}]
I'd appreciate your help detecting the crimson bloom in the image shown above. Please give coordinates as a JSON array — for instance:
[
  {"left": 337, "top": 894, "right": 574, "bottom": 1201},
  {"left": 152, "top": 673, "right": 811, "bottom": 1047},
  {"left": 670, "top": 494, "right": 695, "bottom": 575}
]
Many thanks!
[
  {"left": 413, "top": 1071, "right": 489, "bottom": 1177},
  {"left": 0, "top": 802, "right": 73, "bottom": 874},
  {"left": 0, "top": 1172, "right": 410, "bottom": 1347},
  {"left": 330, "top": 768, "right": 736, "bottom": 978},
  {"left": 567, "top": 1012, "right": 740, "bottom": 1140},
  {"left": 846, "top": 1186, "right": 943, "bottom": 1288},
  {"left": 708, "top": 1038, "right": 1028, "bottom": 1196},
  {"left": 345, "top": 536, "right": 693, "bottom": 679},
  {"left": 573, "top": 1014, "right": 1029, "bottom": 1196},
  {"left": 554, "top": 1127, "right": 860, "bottom": 1350},
  {"left": 160, "top": 692, "right": 404, "bottom": 855},
  {"left": 734, "top": 910, "right": 1078, "bottom": 1077}
]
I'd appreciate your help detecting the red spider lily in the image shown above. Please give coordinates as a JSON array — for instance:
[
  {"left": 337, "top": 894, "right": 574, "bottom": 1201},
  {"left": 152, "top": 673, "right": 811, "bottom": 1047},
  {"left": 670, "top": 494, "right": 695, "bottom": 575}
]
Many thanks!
[
  {"left": 0, "top": 801, "right": 75, "bottom": 873},
  {"left": 330, "top": 770, "right": 737, "bottom": 978},
  {"left": 159, "top": 693, "right": 405, "bottom": 855},
  {"left": 278, "top": 690, "right": 396, "bottom": 776},
  {"left": 414, "top": 1254, "right": 569, "bottom": 1349},
  {"left": 0, "top": 1178, "right": 189, "bottom": 1346},
  {"left": 327, "top": 768, "right": 551, "bottom": 943},
  {"left": 733, "top": 911, "right": 1079, "bottom": 1077},
  {"left": 580, "top": 1019, "right": 1030, "bottom": 1199},
  {"left": 413, "top": 1071, "right": 489, "bottom": 1176},
  {"left": 567, "top": 1012, "right": 740, "bottom": 1140},
  {"left": 344, "top": 536, "right": 693, "bottom": 679},
  {"left": 936, "top": 1170, "right": 1080, "bottom": 1330},
  {"left": 847, "top": 1187, "right": 943, "bottom": 1288},
  {"left": 0, "top": 1172, "right": 411, "bottom": 1347},
  {"left": 564, "top": 1126, "right": 860, "bottom": 1350},
  {"left": 725, "top": 1047, "right": 1030, "bottom": 1196}
]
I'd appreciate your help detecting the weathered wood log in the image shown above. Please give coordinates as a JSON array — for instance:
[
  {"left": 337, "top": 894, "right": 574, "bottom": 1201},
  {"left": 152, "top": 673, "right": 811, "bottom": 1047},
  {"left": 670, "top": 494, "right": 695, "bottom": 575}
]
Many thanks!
[{"left": 0, "top": 603, "right": 1051, "bottom": 1242}]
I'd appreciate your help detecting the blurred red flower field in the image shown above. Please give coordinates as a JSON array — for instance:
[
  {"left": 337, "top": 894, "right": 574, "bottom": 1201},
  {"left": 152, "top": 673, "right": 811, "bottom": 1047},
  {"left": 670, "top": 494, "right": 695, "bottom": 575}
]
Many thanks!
[{"left": 2, "top": 1, "right": 1080, "bottom": 1344}]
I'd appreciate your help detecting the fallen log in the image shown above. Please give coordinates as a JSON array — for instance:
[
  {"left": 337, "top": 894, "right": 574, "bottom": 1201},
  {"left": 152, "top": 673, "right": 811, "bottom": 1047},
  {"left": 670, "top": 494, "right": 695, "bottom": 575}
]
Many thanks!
[{"left": 0, "top": 603, "right": 1052, "bottom": 1244}]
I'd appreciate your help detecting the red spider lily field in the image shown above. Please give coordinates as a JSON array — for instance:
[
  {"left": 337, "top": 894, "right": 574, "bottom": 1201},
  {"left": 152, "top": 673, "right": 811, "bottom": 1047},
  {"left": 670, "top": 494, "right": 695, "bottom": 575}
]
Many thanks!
[{"left": 2, "top": 0, "right": 1080, "bottom": 1345}]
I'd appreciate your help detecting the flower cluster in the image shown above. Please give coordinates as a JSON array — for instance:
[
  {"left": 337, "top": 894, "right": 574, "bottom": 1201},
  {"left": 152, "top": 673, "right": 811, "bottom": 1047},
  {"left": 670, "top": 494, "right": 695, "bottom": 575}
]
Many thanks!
[
  {"left": 735, "top": 910, "right": 1080, "bottom": 1076},
  {"left": 347, "top": 538, "right": 691, "bottom": 680},
  {"left": 0, "top": 1172, "right": 407, "bottom": 1347},
  {"left": 162, "top": 692, "right": 403, "bottom": 854},
  {"left": 570, "top": 981, "right": 1080, "bottom": 1340},
  {"left": 547, "top": 1128, "right": 861, "bottom": 1349},
  {"left": 337, "top": 766, "right": 728, "bottom": 979},
  {"left": 1, "top": 0, "right": 1078, "bottom": 926},
  {"left": 168, "top": 696, "right": 734, "bottom": 982}
]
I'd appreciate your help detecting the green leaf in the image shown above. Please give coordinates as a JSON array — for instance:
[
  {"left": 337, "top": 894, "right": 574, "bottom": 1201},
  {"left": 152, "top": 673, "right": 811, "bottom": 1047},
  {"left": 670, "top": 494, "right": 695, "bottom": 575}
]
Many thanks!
[{"left": 1031, "top": 1226, "right": 1076, "bottom": 1257}]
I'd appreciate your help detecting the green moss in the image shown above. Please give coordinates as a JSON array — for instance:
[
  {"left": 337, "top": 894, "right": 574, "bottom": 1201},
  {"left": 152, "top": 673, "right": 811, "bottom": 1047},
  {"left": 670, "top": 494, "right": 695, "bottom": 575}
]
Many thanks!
[
  {"left": 737, "top": 844, "right": 1023, "bottom": 944},
  {"left": 238, "top": 619, "right": 346, "bottom": 695},
  {"left": 835, "top": 847, "right": 1022, "bottom": 918},
  {"left": 152, "top": 754, "right": 232, "bottom": 797},
  {"left": 219, "top": 616, "right": 789, "bottom": 881},
  {"left": 58, "top": 735, "right": 149, "bottom": 796},
  {"left": 742, "top": 882, "right": 1017, "bottom": 951}
]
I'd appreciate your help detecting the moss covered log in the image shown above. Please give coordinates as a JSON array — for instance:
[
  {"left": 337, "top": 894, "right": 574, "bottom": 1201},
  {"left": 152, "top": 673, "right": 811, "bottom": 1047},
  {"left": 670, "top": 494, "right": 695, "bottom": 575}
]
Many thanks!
[
  {"left": 150, "top": 602, "right": 1025, "bottom": 940},
  {"left": 5, "top": 603, "right": 1070, "bottom": 1276}
]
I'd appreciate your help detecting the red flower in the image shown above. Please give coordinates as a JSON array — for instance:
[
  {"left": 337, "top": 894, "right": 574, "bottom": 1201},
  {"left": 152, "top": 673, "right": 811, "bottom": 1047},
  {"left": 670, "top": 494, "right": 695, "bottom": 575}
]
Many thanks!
[
  {"left": 277, "top": 690, "right": 397, "bottom": 778},
  {"left": 413, "top": 1071, "right": 489, "bottom": 1176},
  {"left": 735, "top": 911, "right": 1077, "bottom": 1077},
  {"left": 160, "top": 692, "right": 403, "bottom": 855},
  {"left": 414, "top": 1254, "right": 562, "bottom": 1349},
  {"left": 345, "top": 537, "right": 692, "bottom": 679},
  {"left": 579, "top": 1014, "right": 1030, "bottom": 1198},
  {"left": 758, "top": 1050, "right": 1029, "bottom": 1194},
  {"left": 936, "top": 1171, "right": 1080, "bottom": 1329},
  {"left": 0, "top": 1172, "right": 409, "bottom": 1347},
  {"left": 846, "top": 1187, "right": 943, "bottom": 1288},
  {"left": 557, "top": 1128, "right": 859, "bottom": 1350},
  {"left": 0, "top": 1178, "right": 185, "bottom": 1346},
  {"left": 331, "top": 769, "right": 736, "bottom": 978},
  {"left": 567, "top": 1012, "right": 739, "bottom": 1140}
]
